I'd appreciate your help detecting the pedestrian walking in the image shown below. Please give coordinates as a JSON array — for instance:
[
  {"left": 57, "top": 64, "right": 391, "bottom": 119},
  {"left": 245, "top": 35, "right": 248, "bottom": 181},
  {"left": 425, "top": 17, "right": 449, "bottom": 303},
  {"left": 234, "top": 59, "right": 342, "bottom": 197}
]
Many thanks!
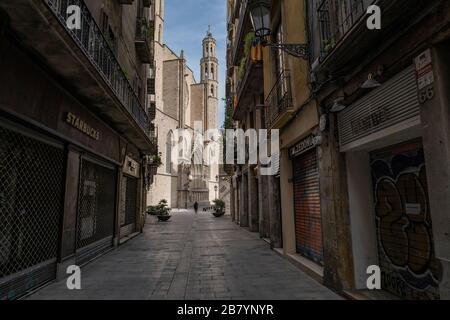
[{"left": 194, "top": 201, "right": 199, "bottom": 214}]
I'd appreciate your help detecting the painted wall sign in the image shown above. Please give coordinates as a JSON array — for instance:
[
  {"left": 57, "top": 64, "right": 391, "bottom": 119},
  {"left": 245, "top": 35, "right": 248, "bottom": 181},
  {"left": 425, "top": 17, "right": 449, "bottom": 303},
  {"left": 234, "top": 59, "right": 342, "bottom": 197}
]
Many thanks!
[
  {"left": 415, "top": 49, "right": 435, "bottom": 104},
  {"left": 289, "top": 135, "right": 322, "bottom": 159},
  {"left": 65, "top": 112, "right": 100, "bottom": 140},
  {"left": 123, "top": 156, "right": 140, "bottom": 178},
  {"left": 351, "top": 106, "right": 389, "bottom": 135}
]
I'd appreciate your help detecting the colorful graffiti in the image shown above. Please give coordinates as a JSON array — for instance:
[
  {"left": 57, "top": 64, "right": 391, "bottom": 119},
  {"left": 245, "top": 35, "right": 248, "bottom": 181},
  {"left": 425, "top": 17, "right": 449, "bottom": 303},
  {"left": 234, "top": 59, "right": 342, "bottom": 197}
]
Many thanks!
[{"left": 371, "top": 141, "right": 441, "bottom": 300}]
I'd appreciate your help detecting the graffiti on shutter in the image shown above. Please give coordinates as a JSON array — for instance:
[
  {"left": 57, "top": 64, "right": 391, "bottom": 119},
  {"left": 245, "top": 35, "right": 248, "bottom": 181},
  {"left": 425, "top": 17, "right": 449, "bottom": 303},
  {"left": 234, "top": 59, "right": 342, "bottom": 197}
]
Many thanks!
[{"left": 370, "top": 140, "right": 441, "bottom": 300}]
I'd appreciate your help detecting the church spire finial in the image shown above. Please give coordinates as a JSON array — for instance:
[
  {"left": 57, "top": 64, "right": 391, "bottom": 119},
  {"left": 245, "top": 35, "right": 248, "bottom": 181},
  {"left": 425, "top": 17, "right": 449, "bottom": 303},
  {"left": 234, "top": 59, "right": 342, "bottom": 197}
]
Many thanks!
[{"left": 207, "top": 25, "right": 212, "bottom": 37}]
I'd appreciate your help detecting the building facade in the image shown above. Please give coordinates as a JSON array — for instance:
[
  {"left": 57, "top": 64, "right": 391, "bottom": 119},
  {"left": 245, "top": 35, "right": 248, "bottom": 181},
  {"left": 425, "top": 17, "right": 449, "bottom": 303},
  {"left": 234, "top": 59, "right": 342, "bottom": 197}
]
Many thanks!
[
  {"left": 226, "top": 0, "right": 450, "bottom": 300},
  {"left": 0, "top": 0, "right": 158, "bottom": 300},
  {"left": 148, "top": 30, "right": 220, "bottom": 209},
  {"left": 308, "top": 0, "right": 450, "bottom": 300}
]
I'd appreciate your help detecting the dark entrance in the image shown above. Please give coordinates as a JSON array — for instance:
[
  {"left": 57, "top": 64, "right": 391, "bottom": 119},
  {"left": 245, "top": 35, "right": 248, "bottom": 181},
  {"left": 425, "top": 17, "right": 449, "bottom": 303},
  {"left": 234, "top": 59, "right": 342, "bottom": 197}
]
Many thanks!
[{"left": 75, "top": 157, "right": 116, "bottom": 266}]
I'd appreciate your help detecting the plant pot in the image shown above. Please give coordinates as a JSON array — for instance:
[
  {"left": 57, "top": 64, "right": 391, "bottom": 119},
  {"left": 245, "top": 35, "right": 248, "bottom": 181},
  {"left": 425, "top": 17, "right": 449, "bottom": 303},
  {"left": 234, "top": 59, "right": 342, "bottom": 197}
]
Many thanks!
[
  {"left": 157, "top": 215, "right": 171, "bottom": 222},
  {"left": 212, "top": 211, "right": 225, "bottom": 218},
  {"left": 149, "top": 165, "right": 158, "bottom": 176}
]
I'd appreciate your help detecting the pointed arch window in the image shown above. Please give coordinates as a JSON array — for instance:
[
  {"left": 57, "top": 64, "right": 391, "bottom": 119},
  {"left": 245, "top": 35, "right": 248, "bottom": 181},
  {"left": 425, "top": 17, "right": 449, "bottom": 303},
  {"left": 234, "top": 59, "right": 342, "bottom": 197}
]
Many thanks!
[{"left": 166, "top": 131, "right": 173, "bottom": 174}]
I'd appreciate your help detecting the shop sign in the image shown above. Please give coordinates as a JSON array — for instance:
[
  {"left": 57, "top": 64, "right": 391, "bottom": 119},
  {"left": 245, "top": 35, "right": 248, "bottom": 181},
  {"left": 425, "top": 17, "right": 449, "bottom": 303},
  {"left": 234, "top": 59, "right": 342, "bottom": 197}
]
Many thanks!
[
  {"left": 123, "top": 156, "right": 140, "bottom": 178},
  {"left": 289, "top": 135, "right": 322, "bottom": 159},
  {"left": 351, "top": 106, "right": 389, "bottom": 135},
  {"left": 415, "top": 49, "right": 435, "bottom": 104},
  {"left": 65, "top": 112, "right": 100, "bottom": 140}
]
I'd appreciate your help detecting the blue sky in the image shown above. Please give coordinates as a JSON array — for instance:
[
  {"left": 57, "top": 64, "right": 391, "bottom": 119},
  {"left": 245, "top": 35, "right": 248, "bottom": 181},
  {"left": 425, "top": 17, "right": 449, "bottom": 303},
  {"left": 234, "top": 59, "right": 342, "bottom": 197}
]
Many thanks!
[{"left": 164, "top": 0, "right": 227, "bottom": 127}]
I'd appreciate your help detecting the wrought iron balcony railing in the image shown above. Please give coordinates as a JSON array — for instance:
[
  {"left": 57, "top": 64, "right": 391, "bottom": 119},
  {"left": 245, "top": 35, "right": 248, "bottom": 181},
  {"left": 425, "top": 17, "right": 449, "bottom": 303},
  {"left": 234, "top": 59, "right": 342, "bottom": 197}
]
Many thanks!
[
  {"left": 45, "top": 0, "right": 153, "bottom": 140},
  {"left": 135, "top": 16, "right": 155, "bottom": 64},
  {"left": 318, "top": 0, "right": 375, "bottom": 58},
  {"left": 265, "top": 70, "right": 293, "bottom": 129},
  {"left": 231, "top": 0, "right": 249, "bottom": 65}
]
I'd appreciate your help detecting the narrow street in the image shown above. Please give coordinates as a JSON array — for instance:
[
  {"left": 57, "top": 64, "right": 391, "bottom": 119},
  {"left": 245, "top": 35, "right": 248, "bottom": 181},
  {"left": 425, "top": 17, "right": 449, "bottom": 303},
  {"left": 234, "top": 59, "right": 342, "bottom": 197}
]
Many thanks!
[{"left": 29, "top": 212, "right": 340, "bottom": 300}]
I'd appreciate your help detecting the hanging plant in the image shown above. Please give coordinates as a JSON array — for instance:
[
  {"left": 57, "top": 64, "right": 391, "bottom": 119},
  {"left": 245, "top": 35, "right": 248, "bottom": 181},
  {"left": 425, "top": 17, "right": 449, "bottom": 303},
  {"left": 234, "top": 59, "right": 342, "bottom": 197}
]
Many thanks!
[{"left": 148, "top": 152, "right": 163, "bottom": 167}]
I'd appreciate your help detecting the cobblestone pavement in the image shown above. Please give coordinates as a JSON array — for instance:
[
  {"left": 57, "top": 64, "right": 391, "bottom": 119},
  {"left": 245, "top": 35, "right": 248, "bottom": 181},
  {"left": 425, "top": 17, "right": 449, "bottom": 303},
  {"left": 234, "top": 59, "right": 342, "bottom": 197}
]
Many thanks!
[{"left": 29, "top": 211, "right": 341, "bottom": 300}]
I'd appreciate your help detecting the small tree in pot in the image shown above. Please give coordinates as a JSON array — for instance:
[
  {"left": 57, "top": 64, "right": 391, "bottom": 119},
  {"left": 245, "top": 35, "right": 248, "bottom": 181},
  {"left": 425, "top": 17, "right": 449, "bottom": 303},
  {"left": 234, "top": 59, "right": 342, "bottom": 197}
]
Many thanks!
[
  {"left": 156, "top": 199, "right": 172, "bottom": 222},
  {"left": 212, "top": 199, "right": 225, "bottom": 217}
]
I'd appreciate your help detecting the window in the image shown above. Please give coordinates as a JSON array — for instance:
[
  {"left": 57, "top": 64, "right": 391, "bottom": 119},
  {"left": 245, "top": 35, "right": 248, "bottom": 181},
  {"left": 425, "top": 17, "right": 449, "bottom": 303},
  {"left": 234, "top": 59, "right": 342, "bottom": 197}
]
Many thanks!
[
  {"left": 211, "top": 85, "right": 214, "bottom": 97},
  {"left": 166, "top": 132, "right": 173, "bottom": 174},
  {"left": 100, "top": 10, "right": 117, "bottom": 54},
  {"left": 274, "top": 22, "right": 285, "bottom": 77}
]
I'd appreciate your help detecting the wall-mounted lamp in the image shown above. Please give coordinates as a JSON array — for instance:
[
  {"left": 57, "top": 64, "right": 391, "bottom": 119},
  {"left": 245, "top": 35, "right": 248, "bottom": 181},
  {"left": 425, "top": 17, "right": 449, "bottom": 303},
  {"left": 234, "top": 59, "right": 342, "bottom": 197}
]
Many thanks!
[
  {"left": 330, "top": 98, "right": 347, "bottom": 113},
  {"left": 249, "top": 0, "right": 309, "bottom": 60},
  {"left": 361, "top": 73, "right": 381, "bottom": 89}
]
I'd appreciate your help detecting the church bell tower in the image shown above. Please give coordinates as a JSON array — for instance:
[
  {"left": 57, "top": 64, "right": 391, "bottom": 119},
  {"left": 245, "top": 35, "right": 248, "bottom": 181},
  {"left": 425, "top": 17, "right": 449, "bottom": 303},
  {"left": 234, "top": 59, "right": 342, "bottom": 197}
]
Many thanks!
[{"left": 200, "top": 27, "right": 219, "bottom": 131}]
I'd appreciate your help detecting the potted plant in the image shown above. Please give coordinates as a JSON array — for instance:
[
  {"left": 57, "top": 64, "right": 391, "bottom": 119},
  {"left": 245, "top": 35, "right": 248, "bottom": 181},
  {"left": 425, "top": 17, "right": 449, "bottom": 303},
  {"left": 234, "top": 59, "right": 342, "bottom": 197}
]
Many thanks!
[
  {"left": 148, "top": 152, "right": 163, "bottom": 176},
  {"left": 212, "top": 199, "right": 225, "bottom": 218},
  {"left": 146, "top": 205, "right": 159, "bottom": 216},
  {"left": 156, "top": 199, "right": 172, "bottom": 222}
]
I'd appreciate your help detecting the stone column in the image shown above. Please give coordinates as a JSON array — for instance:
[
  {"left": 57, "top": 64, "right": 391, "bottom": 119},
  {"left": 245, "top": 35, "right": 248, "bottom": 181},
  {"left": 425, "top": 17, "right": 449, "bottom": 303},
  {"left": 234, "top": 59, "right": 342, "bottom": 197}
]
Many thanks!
[
  {"left": 258, "top": 174, "right": 266, "bottom": 238},
  {"left": 57, "top": 146, "right": 80, "bottom": 280},
  {"left": 420, "top": 45, "right": 450, "bottom": 299},
  {"left": 248, "top": 166, "right": 259, "bottom": 232},
  {"left": 318, "top": 115, "right": 355, "bottom": 292},
  {"left": 240, "top": 172, "right": 249, "bottom": 227},
  {"left": 230, "top": 176, "right": 236, "bottom": 221},
  {"left": 268, "top": 175, "right": 282, "bottom": 248}
]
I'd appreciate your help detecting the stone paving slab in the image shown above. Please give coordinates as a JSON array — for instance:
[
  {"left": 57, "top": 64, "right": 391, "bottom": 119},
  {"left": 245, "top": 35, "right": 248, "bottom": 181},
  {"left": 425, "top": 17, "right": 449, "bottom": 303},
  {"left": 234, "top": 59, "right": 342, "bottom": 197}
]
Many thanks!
[{"left": 28, "top": 211, "right": 341, "bottom": 300}]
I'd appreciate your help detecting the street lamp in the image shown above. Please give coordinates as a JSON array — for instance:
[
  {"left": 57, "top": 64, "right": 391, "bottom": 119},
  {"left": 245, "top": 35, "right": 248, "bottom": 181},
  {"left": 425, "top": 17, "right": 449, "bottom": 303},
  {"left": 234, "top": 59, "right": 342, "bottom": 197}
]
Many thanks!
[
  {"left": 248, "top": 0, "right": 309, "bottom": 60},
  {"left": 214, "top": 185, "right": 218, "bottom": 199}
]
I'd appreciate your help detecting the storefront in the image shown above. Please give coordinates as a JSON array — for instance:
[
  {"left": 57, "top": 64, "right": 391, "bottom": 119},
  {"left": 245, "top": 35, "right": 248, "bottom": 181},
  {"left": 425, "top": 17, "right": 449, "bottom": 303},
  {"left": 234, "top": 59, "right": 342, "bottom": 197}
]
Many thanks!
[
  {"left": 340, "top": 65, "right": 440, "bottom": 299},
  {"left": 75, "top": 156, "right": 117, "bottom": 266},
  {"left": 0, "top": 35, "right": 144, "bottom": 299},
  {"left": 289, "top": 135, "right": 323, "bottom": 265},
  {"left": 0, "top": 119, "right": 65, "bottom": 300}
]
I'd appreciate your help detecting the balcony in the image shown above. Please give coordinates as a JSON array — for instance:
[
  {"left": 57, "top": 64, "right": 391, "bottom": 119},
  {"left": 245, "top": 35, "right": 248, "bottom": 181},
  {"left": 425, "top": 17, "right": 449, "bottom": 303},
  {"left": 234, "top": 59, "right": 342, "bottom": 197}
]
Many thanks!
[
  {"left": 265, "top": 70, "right": 294, "bottom": 129},
  {"left": 231, "top": 0, "right": 250, "bottom": 66},
  {"left": 233, "top": 54, "right": 264, "bottom": 121},
  {"left": 317, "top": 0, "right": 433, "bottom": 74},
  {"left": 318, "top": 0, "right": 372, "bottom": 58},
  {"left": 0, "top": 0, "right": 156, "bottom": 153},
  {"left": 135, "top": 17, "right": 155, "bottom": 65}
]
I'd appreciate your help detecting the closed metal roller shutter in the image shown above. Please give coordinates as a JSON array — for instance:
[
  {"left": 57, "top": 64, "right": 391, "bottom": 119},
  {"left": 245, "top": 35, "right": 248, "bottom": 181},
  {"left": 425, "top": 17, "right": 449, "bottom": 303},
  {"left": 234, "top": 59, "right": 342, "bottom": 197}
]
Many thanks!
[
  {"left": 0, "top": 123, "right": 64, "bottom": 300},
  {"left": 76, "top": 158, "right": 116, "bottom": 266},
  {"left": 338, "top": 66, "right": 421, "bottom": 150},
  {"left": 370, "top": 140, "right": 440, "bottom": 300},
  {"left": 292, "top": 149, "right": 323, "bottom": 265}
]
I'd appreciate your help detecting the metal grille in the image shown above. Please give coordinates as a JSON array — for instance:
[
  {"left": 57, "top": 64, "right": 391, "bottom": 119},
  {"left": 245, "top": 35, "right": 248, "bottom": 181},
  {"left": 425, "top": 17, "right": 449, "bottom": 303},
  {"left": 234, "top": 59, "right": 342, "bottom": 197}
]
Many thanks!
[
  {"left": 0, "top": 125, "right": 64, "bottom": 283},
  {"left": 265, "top": 70, "right": 293, "bottom": 128},
  {"left": 76, "top": 159, "right": 116, "bottom": 249},
  {"left": 122, "top": 176, "right": 137, "bottom": 227}
]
